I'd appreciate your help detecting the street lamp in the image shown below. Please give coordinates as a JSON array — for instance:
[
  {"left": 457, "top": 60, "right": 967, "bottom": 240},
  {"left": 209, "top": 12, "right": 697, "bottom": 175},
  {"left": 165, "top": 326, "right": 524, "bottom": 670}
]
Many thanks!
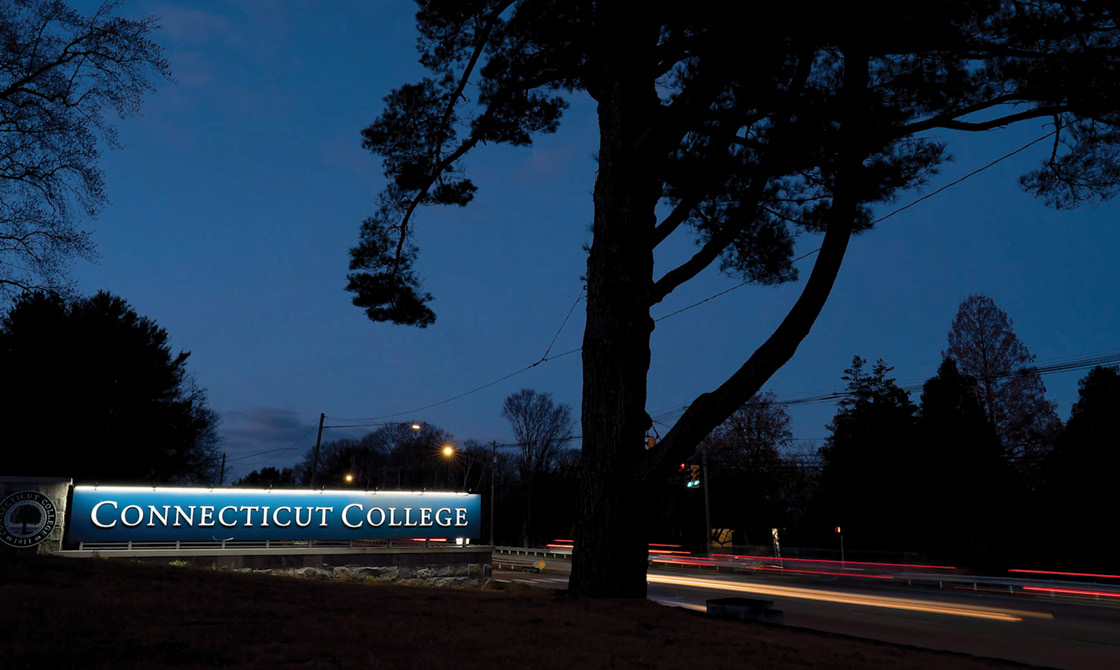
[
  {"left": 308, "top": 414, "right": 422, "bottom": 489},
  {"left": 442, "top": 443, "right": 500, "bottom": 546}
]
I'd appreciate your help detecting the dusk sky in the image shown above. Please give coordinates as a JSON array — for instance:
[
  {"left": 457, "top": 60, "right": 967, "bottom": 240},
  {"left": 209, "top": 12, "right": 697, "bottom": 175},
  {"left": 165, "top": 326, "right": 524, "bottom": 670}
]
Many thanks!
[{"left": 70, "top": 1, "right": 1119, "bottom": 481}]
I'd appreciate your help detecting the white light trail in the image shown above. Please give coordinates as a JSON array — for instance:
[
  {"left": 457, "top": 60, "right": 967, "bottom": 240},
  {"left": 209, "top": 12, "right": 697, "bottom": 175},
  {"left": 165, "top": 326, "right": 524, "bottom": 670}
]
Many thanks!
[{"left": 648, "top": 574, "right": 1054, "bottom": 622}]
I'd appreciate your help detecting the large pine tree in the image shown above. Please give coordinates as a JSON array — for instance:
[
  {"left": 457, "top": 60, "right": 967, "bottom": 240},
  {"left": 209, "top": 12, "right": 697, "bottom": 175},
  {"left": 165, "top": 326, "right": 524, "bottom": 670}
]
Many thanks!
[{"left": 349, "top": 1, "right": 1120, "bottom": 596}]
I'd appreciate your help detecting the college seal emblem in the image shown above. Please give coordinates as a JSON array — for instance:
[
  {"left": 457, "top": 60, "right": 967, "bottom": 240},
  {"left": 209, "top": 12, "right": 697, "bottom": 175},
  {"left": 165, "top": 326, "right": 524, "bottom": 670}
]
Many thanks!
[{"left": 0, "top": 490, "right": 57, "bottom": 548}]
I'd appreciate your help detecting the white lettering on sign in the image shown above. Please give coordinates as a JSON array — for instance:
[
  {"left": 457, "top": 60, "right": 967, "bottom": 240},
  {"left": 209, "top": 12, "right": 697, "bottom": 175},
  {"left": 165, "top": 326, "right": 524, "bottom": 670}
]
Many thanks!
[
  {"left": 341, "top": 504, "right": 363, "bottom": 529},
  {"left": 436, "top": 508, "right": 453, "bottom": 527},
  {"left": 147, "top": 505, "right": 170, "bottom": 527},
  {"left": 121, "top": 505, "right": 143, "bottom": 527},
  {"left": 272, "top": 506, "right": 291, "bottom": 527},
  {"left": 294, "top": 507, "right": 312, "bottom": 528},
  {"left": 91, "top": 500, "right": 118, "bottom": 528},
  {"left": 366, "top": 507, "right": 385, "bottom": 527},
  {"left": 173, "top": 506, "right": 195, "bottom": 527},
  {"left": 218, "top": 505, "right": 238, "bottom": 527},
  {"left": 80, "top": 495, "right": 474, "bottom": 538},
  {"left": 240, "top": 506, "right": 260, "bottom": 526}
]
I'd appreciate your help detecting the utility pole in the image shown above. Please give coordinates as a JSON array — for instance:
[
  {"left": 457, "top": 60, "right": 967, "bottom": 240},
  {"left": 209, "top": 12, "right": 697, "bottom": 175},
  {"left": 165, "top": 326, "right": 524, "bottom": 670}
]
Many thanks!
[
  {"left": 490, "top": 441, "right": 497, "bottom": 546},
  {"left": 309, "top": 412, "right": 325, "bottom": 489},
  {"left": 702, "top": 450, "right": 712, "bottom": 557}
]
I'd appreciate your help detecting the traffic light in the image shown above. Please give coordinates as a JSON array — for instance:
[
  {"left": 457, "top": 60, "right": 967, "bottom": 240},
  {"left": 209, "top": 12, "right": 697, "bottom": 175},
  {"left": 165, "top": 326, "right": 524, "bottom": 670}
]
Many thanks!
[{"left": 688, "top": 464, "right": 700, "bottom": 488}]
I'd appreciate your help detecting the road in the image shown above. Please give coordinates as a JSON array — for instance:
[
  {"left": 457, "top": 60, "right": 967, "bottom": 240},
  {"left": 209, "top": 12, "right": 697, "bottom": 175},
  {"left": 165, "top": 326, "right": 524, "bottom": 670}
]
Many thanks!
[{"left": 495, "top": 560, "right": 1120, "bottom": 669}]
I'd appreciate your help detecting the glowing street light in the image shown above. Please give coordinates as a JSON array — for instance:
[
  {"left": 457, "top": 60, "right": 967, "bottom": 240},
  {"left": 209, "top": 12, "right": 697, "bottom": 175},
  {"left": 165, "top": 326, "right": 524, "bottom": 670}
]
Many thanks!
[
  {"left": 309, "top": 414, "right": 426, "bottom": 489},
  {"left": 441, "top": 441, "right": 505, "bottom": 546},
  {"left": 344, "top": 473, "right": 354, "bottom": 483}
]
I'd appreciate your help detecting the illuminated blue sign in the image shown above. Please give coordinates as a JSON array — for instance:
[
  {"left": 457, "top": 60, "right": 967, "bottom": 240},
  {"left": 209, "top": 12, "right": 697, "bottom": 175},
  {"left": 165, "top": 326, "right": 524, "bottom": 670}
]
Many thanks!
[{"left": 68, "top": 486, "right": 481, "bottom": 543}]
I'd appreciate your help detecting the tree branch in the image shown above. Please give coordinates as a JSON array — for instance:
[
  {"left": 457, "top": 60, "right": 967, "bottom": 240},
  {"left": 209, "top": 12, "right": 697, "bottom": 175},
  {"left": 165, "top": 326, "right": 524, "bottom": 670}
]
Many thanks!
[
  {"left": 899, "top": 103, "right": 1065, "bottom": 136},
  {"left": 389, "top": 2, "right": 512, "bottom": 274},
  {"left": 652, "top": 196, "right": 697, "bottom": 247},
  {"left": 431, "top": 1, "right": 514, "bottom": 159},
  {"left": 636, "top": 50, "right": 869, "bottom": 484},
  {"left": 650, "top": 197, "right": 755, "bottom": 305},
  {"left": 649, "top": 48, "right": 815, "bottom": 303}
]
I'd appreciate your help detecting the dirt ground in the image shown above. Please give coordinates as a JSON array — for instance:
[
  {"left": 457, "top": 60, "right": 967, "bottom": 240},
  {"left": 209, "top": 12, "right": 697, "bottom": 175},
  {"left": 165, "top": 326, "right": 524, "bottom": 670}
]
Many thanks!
[{"left": 0, "top": 552, "right": 1038, "bottom": 669}]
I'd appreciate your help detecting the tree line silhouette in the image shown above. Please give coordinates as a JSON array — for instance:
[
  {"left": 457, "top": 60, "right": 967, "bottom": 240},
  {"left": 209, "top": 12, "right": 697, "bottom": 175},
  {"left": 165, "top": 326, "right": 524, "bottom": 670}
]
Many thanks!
[
  {"left": 237, "top": 389, "right": 580, "bottom": 549},
  {"left": 238, "top": 293, "right": 1117, "bottom": 571},
  {"left": 660, "top": 294, "right": 1118, "bottom": 572}
]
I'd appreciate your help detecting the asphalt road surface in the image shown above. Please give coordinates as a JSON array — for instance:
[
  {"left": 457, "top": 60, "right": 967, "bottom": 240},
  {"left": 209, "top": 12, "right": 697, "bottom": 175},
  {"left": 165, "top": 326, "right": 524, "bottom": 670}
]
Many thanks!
[{"left": 495, "top": 561, "right": 1120, "bottom": 669}]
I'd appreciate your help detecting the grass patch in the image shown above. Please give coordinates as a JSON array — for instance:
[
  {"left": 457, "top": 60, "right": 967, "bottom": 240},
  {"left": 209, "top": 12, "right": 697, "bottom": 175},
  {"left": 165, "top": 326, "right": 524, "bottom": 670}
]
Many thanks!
[{"left": 0, "top": 552, "right": 1030, "bottom": 669}]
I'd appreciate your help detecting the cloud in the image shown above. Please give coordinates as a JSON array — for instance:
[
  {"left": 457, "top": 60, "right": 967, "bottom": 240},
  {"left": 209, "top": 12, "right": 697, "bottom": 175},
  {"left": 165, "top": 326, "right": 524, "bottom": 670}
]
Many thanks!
[
  {"left": 219, "top": 407, "right": 318, "bottom": 475},
  {"left": 153, "top": 5, "right": 237, "bottom": 46}
]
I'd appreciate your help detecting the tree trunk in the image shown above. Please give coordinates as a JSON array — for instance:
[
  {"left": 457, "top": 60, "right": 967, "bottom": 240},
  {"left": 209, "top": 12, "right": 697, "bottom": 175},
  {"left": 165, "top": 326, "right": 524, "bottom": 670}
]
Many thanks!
[{"left": 569, "top": 9, "right": 660, "bottom": 599}]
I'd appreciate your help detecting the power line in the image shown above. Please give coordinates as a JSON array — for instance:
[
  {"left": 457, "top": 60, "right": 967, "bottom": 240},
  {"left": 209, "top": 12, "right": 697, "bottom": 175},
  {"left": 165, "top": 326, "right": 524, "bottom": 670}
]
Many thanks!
[
  {"left": 649, "top": 349, "right": 1120, "bottom": 426},
  {"left": 542, "top": 289, "right": 584, "bottom": 359},
  {"left": 872, "top": 126, "right": 1059, "bottom": 226},
  {"left": 649, "top": 126, "right": 1061, "bottom": 323},
  {"left": 303, "top": 128, "right": 1066, "bottom": 433},
  {"left": 226, "top": 424, "right": 318, "bottom": 466},
  {"left": 343, "top": 304, "right": 585, "bottom": 423}
]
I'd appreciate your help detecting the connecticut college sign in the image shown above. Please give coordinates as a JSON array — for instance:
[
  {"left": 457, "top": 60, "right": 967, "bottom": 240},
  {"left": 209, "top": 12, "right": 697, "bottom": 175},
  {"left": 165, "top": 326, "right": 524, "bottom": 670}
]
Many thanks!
[{"left": 68, "top": 486, "right": 481, "bottom": 543}]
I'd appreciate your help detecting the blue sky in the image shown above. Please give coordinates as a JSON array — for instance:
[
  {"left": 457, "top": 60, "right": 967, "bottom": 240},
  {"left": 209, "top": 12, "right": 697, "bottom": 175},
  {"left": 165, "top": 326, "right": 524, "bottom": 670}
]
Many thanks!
[{"left": 71, "top": 2, "right": 1120, "bottom": 481}]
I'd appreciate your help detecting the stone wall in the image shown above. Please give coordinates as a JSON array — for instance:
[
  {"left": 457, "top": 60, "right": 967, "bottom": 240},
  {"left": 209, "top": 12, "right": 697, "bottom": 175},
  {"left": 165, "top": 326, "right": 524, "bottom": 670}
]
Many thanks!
[
  {"left": 236, "top": 561, "right": 492, "bottom": 588},
  {"left": 0, "top": 477, "right": 71, "bottom": 554},
  {"left": 108, "top": 547, "right": 494, "bottom": 588}
]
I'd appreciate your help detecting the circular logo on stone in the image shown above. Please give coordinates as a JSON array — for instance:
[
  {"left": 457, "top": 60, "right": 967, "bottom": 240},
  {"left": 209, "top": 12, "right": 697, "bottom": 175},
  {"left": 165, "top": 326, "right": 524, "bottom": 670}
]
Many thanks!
[{"left": 0, "top": 491, "right": 57, "bottom": 548}]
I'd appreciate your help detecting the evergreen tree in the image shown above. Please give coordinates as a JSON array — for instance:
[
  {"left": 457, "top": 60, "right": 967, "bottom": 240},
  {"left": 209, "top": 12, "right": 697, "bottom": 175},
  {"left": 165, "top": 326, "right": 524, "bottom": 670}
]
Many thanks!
[
  {"left": 916, "top": 359, "right": 1018, "bottom": 568},
  {"left": 816, "top": 357, "right": 918, "bottom": 552},
  {"left": 0, "top": 291, "right": 222, "bottom": 484},
  {"left": 1046, "top": 366, "right": 1120, "bottom": 570}
]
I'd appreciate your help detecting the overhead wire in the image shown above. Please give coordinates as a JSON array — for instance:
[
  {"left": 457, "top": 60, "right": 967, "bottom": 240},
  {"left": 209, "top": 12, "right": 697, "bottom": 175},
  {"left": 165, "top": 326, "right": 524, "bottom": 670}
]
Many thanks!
[
  {"left": 226, "top": 424, "right": 318, "bottom": 467},
  {"left": 420, "top": 130, "right": 1067, "bottom": 421},
  {"left": 231, "top": 127, "right": 1067, "bottom": 465},
  {"left": 649, "top": 348, "right": 1120, "bottom": 426}
]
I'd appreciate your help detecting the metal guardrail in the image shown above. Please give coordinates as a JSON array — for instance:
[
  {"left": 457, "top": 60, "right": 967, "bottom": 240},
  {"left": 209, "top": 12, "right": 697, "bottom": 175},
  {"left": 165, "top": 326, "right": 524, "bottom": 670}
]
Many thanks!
[
  {"left": 73, "top": 538, "right": 481, "bottom": 552},
  {"left": 493, "top": 545, "right": 571, "bottom": 558}
]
